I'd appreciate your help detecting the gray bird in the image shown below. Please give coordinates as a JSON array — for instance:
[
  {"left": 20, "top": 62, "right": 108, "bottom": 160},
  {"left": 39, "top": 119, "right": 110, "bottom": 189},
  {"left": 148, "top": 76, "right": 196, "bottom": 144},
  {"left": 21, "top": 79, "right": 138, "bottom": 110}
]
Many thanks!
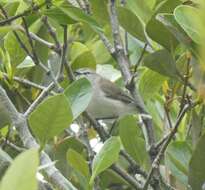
[{"left": 75, "top": 69, "right": 140, "bottom": 120}]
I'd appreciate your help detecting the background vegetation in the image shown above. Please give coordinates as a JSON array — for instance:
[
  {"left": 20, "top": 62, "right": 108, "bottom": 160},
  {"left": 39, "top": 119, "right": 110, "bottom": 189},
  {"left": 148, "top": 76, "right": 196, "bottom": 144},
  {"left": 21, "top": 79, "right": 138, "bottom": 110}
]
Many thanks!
[{"left": 0, "top": 0, "right": 204, "bottom": 190}]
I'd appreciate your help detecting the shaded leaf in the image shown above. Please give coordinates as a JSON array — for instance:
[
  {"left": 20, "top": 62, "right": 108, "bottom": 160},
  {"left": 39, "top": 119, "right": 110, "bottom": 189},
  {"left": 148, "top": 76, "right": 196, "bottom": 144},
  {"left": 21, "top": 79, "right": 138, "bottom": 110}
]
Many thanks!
[
  {"left": 67, "top": 149, "right": 90, "bottom": 178},
  {"left": 118, "top": 115, "right": 148, "bottom": 166},
  {"left": 165, "top": 141, "right": 192, "bottom": 185},
  {"left": 146, "top": 18, "right": 178, "bottom": 50},
  {"left": 156, "top": 13, "right": 193, "bottom": 46},
  {"left": 143, "top": 49, "right": 179, "bottom": 79}
]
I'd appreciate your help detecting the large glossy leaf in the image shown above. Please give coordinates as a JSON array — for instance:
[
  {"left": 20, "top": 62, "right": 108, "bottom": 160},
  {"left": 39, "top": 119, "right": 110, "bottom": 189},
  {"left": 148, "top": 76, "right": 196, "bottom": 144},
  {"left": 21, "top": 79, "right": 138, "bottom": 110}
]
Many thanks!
[
  {"left": 118, "top": 115, "right": 148, "bottom": 166},
  {"left": 189, "top": 133, "right": 205, "bottom": 190},
  {"left": 64, "top": 77, "right": 92, "bottom": 119},
  {"left": 67, "top": 149, "right": 90, "bottom": 178},
  {"left": 139, "top": 69, "right": 167, "bottom": 101},
  {"left": 0, "top": 149, "right": 39, "bottom": 190},
  {"left": 90, "top": 136, "right": 121, "bottom": 185},
  {"left": 29, "top": 94, "right": 73, "bottom": 145},
  {"left": 174, "top": 5, "right": 200, "bottom": 44},
  {"left": 165, "top": 141, "right": 192, "bottom": 185},
  {"left": 70, "top": 42, "right": 96, "bottom": 70},
  {"left": 143, "top": 49, "right": 179, "bottom": 79},
  {"left": 117, "top": 7, "right": 146, "bottom": 42}
]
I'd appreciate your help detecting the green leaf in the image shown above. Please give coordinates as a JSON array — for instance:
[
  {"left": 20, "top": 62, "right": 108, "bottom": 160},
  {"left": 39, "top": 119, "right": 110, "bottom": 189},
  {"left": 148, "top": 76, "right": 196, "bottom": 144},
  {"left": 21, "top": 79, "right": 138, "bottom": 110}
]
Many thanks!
[
  {"left": 70, "top": 42, "right": 96, "bottom": 70},
  {"left": 165, "top": 141, "right": 192, "bottom": 185},
  {"left": 146, "top": 0, "right": 181, "bottom": 50},
  {"left": 34, "top": 24, "right": 50, "bottom": 64},
  {"left": 117, "top": 7, "right": 146, "bottom": 42},
  {"left": 156, "top": 13, "right": 193, "bottom": 46},
  {"left": 0, "top": 149, "right": 39, "bottom": 190},
  {"left": 43, "top": 6, "right": 76, "bottom": 25},
  {"left": 88, "top": 40, "right": 111, "bottom": 65},
  {"left": 0, "top": 25, "right": 19, "bottom": 39},
  {"left": 174, "top": 5, "right": 200, "bottom": 44},
  {"left": 189, "top": 133, "right": 205, "bottom": 190},
  {"left": 90, "top": 137, "right": 121, "bottom": 185},
  {"left": 118, "top": 115, "right": 148, "bottom": 166},
  {"left": 143, "top": 49, "right": 179, "bottom": 79},
  {"left": 67, "top": 149, "right": 90, "bottom": 178},
  {"left": 52, "top": 136, "right": 86, "bottom": 178},
  {"left": 17, "top": 57, "right": 35, "bottom": 69},
  {"left": 4, "top": 32, "right": 29, "bottom": 68},
  {"left": 58, "top": 3, "right": 103, "bottom": 33},
  {"left": 125, "top": 0, "right": 153, "bottom": 23},
  {"left": 96, "top": 64, "right": 121, "bottom": 82},
  {"left": 3, "top": 1, "right": 19, "bottom": 17},
  {"left": 146, "top": 18, "right": 178, "bottom": 50},
  {"left": 64, "top": 78, "right": 92, "bottom": 120},
  {"left": 89, "top": 0, "right": 110, "bottom": 26},
  {"left": 29, "top": 94, "right": 73, "bottom": 145},
  {"left": 139, "top": 69, "right": 167, "bottom": 101}
]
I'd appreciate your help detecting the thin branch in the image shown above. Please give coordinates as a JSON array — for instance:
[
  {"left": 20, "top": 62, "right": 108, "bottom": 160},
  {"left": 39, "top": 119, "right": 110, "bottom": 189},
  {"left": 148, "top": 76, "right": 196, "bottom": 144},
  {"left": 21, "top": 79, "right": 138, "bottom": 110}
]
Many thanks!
[
  {"left": 143, "top": 102, "right": 199, "bottom": 190},
  {"left": 24, "top": 82, "right": 55, "bottom": 117},
  {"left": 120, "top": 150, "right": 147, "bottom": 178},
  {"left": 0, "top": 2, "right": 47, "bottom": 26},
  {"left": 22, "top": 17, "right": 49, "bottom": 73},
  {"left": 41, "top": 16, "right": 61, "bottom": 53},
  {"left": 18, "top": 27, "right": 58, "bottom": 52},
  {"left": 111, "top": 164, "right": 142, "bottom": 190},
  {"left": 2, "top": 72, "right": 53, "bottom": 92},
  {"left": 1, "top": 137, "right": 26, "bottom": 152},
  {"left": 180, "top": 53, "right": 191, "bottom": 112},
  {"left": 134, "top": 43, "right": 148, "bottom": 73},
  {"left": 0, "top": 85, "right": 77, "bottom": 190},
  {"left": 21, "top": 17, "right": 62, "bottom": 91},
  {"left": 57, "top": 25, "right": 68, "bottom": 79}
]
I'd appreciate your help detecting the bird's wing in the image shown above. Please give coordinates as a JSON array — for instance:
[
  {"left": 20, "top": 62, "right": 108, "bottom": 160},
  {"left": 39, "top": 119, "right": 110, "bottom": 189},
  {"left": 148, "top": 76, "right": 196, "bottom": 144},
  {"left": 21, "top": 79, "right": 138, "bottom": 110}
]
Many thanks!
[{"left": 99, "top": 78, "right": 135, "bottom": 104}]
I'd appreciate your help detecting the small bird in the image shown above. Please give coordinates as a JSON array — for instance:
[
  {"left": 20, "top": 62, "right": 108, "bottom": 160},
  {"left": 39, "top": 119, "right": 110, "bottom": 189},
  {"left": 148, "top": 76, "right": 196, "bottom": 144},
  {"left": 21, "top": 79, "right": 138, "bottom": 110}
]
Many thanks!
[{"left": 74, "top": 68, "right": 139, "bottom": 120}]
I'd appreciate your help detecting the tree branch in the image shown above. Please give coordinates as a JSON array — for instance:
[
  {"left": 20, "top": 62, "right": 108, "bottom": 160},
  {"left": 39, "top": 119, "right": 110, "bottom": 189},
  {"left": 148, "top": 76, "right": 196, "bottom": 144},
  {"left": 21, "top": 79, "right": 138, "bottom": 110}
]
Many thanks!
[
  {"left": 143, "top": 102, "right": 199, "bottom": 190},
  {"left": 0, "top": 85, "right": 77, "bottom": 190},
  {"left": 107, "top": 0, "right": 156, "bottom": 158}
]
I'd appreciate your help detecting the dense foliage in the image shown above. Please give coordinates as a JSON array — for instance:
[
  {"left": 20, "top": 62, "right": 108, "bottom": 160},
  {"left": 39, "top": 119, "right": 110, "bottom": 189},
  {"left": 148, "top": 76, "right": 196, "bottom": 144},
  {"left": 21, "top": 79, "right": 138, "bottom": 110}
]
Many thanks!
[{"left": 0, "top": 0, "right": 205, "bottom": 190}]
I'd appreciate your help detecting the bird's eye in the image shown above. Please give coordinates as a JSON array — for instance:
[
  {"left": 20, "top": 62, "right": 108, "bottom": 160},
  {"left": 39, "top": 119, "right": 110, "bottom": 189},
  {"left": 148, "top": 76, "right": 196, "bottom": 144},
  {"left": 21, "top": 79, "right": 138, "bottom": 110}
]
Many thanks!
[{"left": 74, "top": 71, "right": 91, "bottom": 75}]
